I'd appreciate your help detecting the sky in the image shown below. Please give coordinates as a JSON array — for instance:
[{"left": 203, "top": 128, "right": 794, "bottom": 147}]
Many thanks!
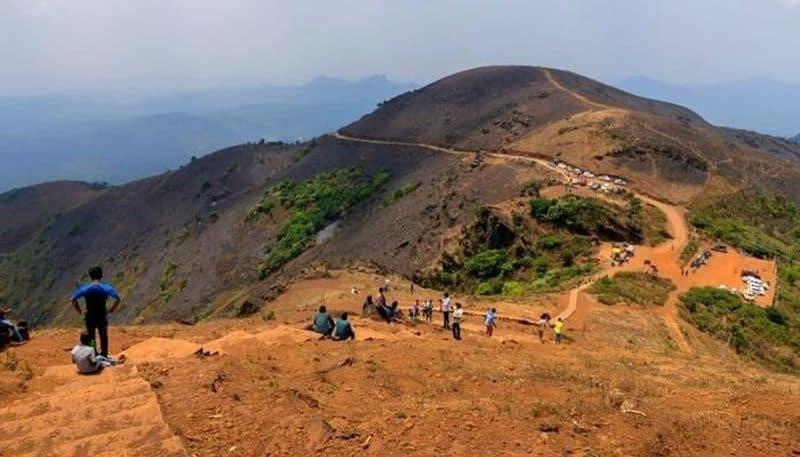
[{"left": 1, "top": 0, "right": 800, "bottom": 95}]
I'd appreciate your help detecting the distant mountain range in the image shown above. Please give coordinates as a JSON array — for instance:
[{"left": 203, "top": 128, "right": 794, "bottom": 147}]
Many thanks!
[
  {"left": 0, "top": 76, "right": 415, "bottom": 191},
  {"left": 616, "top": 76, "right": 800, "bottom": 139}
]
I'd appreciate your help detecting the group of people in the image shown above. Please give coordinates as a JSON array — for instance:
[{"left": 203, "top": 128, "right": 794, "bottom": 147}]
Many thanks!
[
  {"left": 536, "top": 313, "right": 566, "bottom": 344},
  {"left": 14, "top": 264, "right": 570, "bottom": 376},
  {"left": 0, "top": 307, "right": 29, "bottom": 345},
  {"left": 349, "top": 284, "right": 568, "bottom": 343},
  {"left": 311, "top": 305, "right": 356, "bottom": 341},
  {"left": 7, "top": 265, "right": 128, "bottom": 374}
]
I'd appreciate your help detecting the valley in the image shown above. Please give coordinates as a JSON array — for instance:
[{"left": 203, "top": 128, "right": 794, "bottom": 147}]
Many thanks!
[{"left": 2, "top": 65, "right": 800, "bottom": 456}]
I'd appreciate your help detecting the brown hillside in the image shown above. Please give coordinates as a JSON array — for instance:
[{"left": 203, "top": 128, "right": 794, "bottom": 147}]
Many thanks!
[
  {"left": 4, "top": 65, "right": 800, "bottom": 327},
  {"left": 342, "top": 66, "right": 800, "bottom": 204},
  {"left": 0, "top": 181, "right": 105, "bottom": 253}
]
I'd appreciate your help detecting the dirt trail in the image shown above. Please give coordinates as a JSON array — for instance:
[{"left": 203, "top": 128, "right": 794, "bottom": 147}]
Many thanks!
[
  {"left": 0, "top": 364, "right": 188, "bottom": 457},
  {"left": 542, "top": 69, "right": 610, "bottom": 111}
]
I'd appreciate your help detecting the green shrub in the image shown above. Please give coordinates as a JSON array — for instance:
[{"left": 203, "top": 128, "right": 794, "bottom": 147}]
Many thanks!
[
  {"left": 257, "top": 167, "right": 391, "bottom": 277},
  {"left": 501, "top": 281, "right": 524, "bottom": 296},
  {"left": 680, "top": 237, "right": 699, "bottom": 263},
  {"left": 384, "top": 181, "right": 421, "bottom": 206},
  {"left": 475, "top": 281, "right": 502, "bottom": 296},
  {"left": 529, "top": 198, "right": 555, "bottom": 219},
  {"left": 463, "top": 250, "right": 513, "bottom": 278},
  {"left": 680, "top": 287, "right": 800, "bottom": 369},
  {"left": 536, "top": 235, "right": 561, "bottom": 250},
  {"left": 438, "top": 271, "right": 457, "bottom": 286},
  {"left": 590, "top": 272, "right": 675, "bottom": 306},
  {"left": 522, "top": 181, "right": 541, "bottom": 197},
  {"left": 534, "top": 256, "right": 550, "bottom": 275}
]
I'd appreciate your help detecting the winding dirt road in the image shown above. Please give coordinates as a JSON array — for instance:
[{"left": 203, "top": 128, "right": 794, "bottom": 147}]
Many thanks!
[{"left": 333, "top": 131, "right": 695, "bottom": 354}]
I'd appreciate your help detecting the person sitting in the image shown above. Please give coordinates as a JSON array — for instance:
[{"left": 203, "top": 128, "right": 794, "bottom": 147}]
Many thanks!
[
  {"left": 70, "top": 331, "right": 125, "bottom": 374},
  {"left": 362, "top": 295, "right": 375, "bottom": 316},
  {"left": 0, "top": 307, "right": 24, "bottom": 344},
  {"left": 333, "top": 312, "right": 356, "bottom": 341},
  {"left": 312, "top": 305, "right": 335, "bottom": 339}
]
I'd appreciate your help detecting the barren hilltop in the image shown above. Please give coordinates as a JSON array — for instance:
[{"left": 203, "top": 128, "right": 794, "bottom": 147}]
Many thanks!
[{"left": 2, "top": 65, "right": 800, "bottom": 456}]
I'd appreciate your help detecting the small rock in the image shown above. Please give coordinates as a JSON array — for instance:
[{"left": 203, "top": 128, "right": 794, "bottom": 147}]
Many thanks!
[
  {"left": 572, "top": 421, "right": 590, "bottom": 434},
  {"left": 538, "top": 422, "right": 559, "bottom": 433},
  {"left": 608, "top": 389, "right": 625, "bottom": 408}
]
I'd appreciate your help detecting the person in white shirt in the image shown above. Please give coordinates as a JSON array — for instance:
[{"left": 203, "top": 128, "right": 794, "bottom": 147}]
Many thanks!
[
  {"left": 441, "top": 293, "right": 452, "bottom": 329},
  {"left": 422, "top": 299, "right": 433, "bottom": 322},
  {"left": 452, "top": 302, "right": 464, "bottom": 340},
  {"left": 70, "top": 331, "right": 125, "bottom": 374}
]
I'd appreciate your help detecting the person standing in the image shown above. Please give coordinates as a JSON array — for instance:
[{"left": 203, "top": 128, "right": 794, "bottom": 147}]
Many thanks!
[
  {"left": 553, "top": 317, "right": 565, "bottom": 344},
  {"left": 452, "top": 302, "right": 464, "bottom": 340},
  {"left": 441, "top": 293, "right": 452, "bottom": 329},
  {"left": 70, "top": 266, "right": 121, "bottom": 357},
  {"left": 485, "top": 308, "right": 497, "bottom": 337},
  {"left": 537, "top": 313, "right": 551, "bottom": 343},
  {"left": 422, "top": 299, "right": 433, "bottom": 322}
]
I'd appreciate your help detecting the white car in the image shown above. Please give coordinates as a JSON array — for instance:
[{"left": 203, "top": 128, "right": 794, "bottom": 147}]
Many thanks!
[
  {"left": 614, "top": 178, "right": 627, "bottom": 186},
  {"left": 744, "top": 278, "right": 767, "bottom": 288},
  {"left": 582, "top": 171, "right": 595, "bottom": 178},
  {"left": 557, "top": 163, "right": 568, "bottom": 169},
  {"left": 600, "top": 175, "right": 612, "bottom": 182}
]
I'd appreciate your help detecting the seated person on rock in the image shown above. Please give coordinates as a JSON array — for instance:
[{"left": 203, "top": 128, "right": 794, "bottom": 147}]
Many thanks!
[
  {"left": 0, "top": 307, "right": 25, "bottom": 345},
  {"left": 333, "top": 312, "right": 356, "bottom": 341},
  {"left": 70, "top": 331, "right": 125, "bottom": 374},
  {"left": 312, "top": 305, "right": 335, "bottom": 339}
]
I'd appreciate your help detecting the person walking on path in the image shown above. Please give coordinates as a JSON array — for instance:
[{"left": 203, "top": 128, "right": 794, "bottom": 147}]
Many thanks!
[
  {"left": 485, "top": 308, "right": 497, "bottom": 337},
  {"left": 70, "top": 266, "right": 121, "bottom": 357},
  {"left": 537, "top": 313, "right": 551, "bottom": 343},
  {"left": 452, "top": 303, "right": 464, "bottom": 340},
  {"left": 441, "top": 293, "right": 452, "bottom": 329},
  {"left": 553, "top": 317, "right": 565, "bottom": 344}
]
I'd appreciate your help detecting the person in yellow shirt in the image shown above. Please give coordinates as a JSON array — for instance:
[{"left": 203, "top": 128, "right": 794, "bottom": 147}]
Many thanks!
[{"left": 552, "top": 317, "right": 565, "bottom": 344}]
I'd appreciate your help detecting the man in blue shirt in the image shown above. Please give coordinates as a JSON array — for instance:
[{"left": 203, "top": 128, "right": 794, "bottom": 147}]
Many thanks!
[
  {"left": 485, "top": 308, "right": 497, "bottom": 337},
  {"left": 71, "top": 266, "right": 121, "bottom": 357}
]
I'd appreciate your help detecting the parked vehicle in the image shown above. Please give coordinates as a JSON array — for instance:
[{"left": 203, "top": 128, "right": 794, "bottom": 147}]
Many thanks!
[{"left": 711, "top": 243, "right": 728, "bottom": 253}]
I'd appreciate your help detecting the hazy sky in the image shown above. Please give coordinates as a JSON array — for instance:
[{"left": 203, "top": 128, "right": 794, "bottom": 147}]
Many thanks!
[{"left": 2, "top": 0, "right": 800, "bottom": 95}]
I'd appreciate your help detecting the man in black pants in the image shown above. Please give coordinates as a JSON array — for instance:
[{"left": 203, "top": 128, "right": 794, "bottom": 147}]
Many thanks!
[
  {"left": 441, "top": 292, "right": 452, "bottom": 329},
  {"left": 452, "top": 302, "right": 463, "bottom": 340},
  {"left": 71, "top": 266, "right": 121, "bottom": 357}
]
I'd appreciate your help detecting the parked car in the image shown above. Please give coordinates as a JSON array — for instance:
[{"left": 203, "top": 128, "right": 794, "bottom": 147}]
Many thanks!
[{"left": 711, "top": 243, "right": 728, "bottom": 253}]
